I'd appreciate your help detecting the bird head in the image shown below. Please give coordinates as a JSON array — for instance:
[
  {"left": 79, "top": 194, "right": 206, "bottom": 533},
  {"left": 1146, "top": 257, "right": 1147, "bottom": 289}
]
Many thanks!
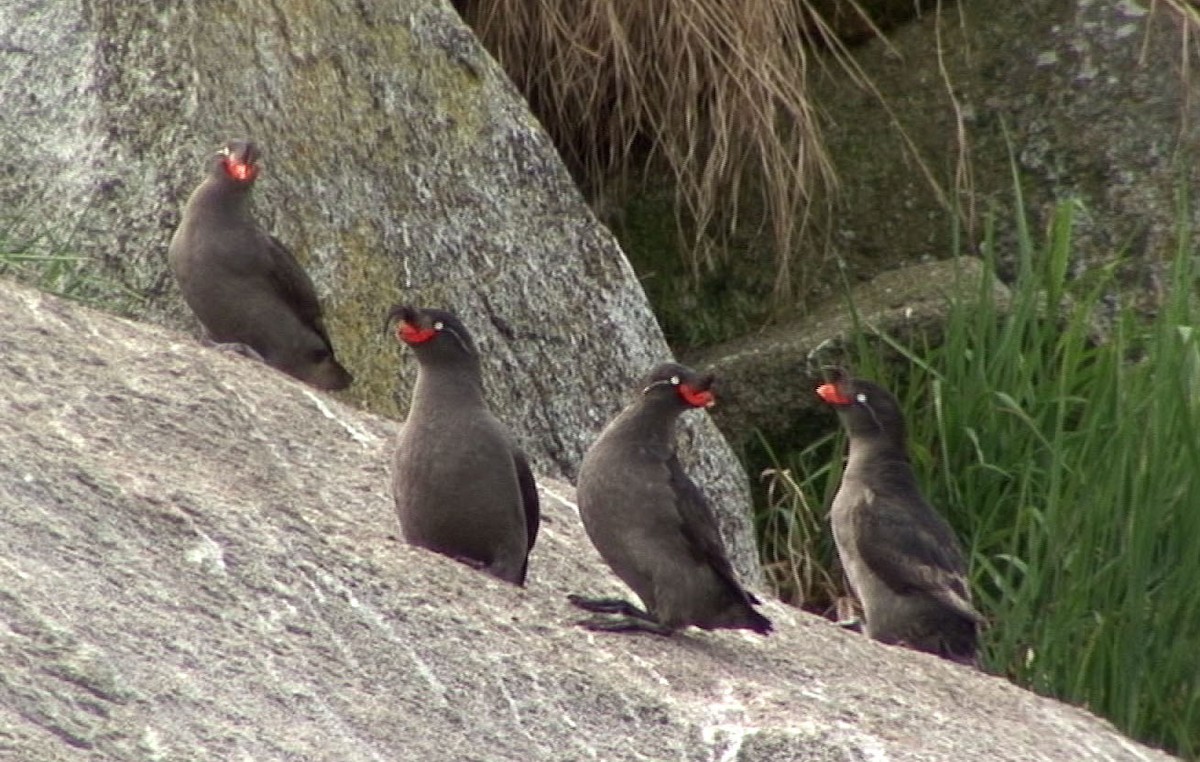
[
  {"left": 816, "top": 376, "right": 904, "bottom": 439},
  {"left": 641, "top": 362, "right": 716, "bottom": 409},
  {"left": 384, "top": 305, "right": 479, "bottom": 364},
  {"left": 214, "top": 139, "right": 260, "bottom": 185}
]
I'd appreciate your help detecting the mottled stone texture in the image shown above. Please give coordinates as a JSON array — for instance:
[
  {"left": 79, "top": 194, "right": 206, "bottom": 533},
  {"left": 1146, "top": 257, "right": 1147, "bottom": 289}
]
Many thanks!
[
  {"left": 0, "top": 0, "right": 759, "bottom": 578},
  {"left": 0, "top": 280, "right": 1175, "bottom": 762},
  {"left": 815, "top": 0, "right": 1198, "bottom": 293}
]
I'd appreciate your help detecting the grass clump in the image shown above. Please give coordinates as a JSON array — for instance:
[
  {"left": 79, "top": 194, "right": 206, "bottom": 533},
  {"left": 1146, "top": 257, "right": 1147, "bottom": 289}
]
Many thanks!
[
  {"left": 757, "top": 433, "right": 841, "bottom": 612},
  {"left": 758, "top": 197, "right": 1200, "bottom": 757},
  {"left": 0, "top": 205, "right": 144, "bottom": 313}
]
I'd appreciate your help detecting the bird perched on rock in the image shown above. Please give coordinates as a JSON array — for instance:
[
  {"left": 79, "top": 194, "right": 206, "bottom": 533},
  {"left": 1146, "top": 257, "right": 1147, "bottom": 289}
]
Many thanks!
[
  {"left": 569, "top": 362, "right": 771, "bottom": 636},
  {"left": 386, "top": 305, "right": 539, "bottom": 586},
  {"left": 816, "top": 375, "right": 983, "bottom": 664},
  {"left": 168, "top": 139, "right": 353, "bottom": 391}
]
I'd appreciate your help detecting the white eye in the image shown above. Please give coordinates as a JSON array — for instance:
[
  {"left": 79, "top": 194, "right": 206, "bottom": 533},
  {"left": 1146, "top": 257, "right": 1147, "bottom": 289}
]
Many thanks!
[
  {"left": 433, "top": 321, "right": 444, "bottom": 330},
  {"left": 670, "top": 375, "right": 680, "bottom": 385},
  {"left": 218, "top": 146, "right": 231, "bottom": 156},
  {"left": 855, "top": 393, "right": 867, "bottom": 404}
]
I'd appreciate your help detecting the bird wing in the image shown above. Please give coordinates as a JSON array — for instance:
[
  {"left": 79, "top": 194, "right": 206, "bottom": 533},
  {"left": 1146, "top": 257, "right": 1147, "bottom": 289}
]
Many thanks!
[
  {"left": 512, "top": 449, "right": 541, "bottom": 556},
  {"left": 262, "top": 233, "right": 335, "bottom": 347},
  {"left": 852, "top": 493, "right": 984, "bottom": 623},
  {"left": 663, "top": 450, "right": 759, "bottom": 605}
]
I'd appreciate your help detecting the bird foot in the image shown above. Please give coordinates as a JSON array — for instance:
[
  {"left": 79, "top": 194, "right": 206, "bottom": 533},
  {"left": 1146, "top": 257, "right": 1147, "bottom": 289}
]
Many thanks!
[
  {"left": 451, "top": 554, "right": 488, "bottom": 571},
  {"left": 892, "top": 639, "right": 980, "bottom": 669},
  {"left": 567, "top": 595, "right": 674, "bottom": 636},
  {"left": 574, "top": 615, "right": 675, "bottom": 637},
  {"left": 832, "top": 596, "right": 861, "bottom": 630},
  {"left": 204, "top": 339, "right": 266, "bottom": 363},
  {"left": 567, "top": 594, "right": 655, "bottom": 621}
]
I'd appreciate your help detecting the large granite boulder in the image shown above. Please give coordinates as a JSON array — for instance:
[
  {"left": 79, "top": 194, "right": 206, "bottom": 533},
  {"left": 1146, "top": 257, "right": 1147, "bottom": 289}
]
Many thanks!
[
  {"left": 0, "top": 0, "right": 758, "bottom": 578},
  {"left": 0, "top": 279, "right": 1173, "bottom": 762}
]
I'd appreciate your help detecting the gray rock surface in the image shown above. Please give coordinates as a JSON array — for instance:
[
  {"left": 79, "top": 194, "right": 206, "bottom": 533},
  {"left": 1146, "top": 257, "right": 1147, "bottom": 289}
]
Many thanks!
[
  {"left": 0, "top": 279, "right": 1174, "bottom": 762},
  {"left": 814, "top": 0, "right": 1198, "bottom": 295},
  {"left": 0, "top": 0, "right": 759, "bottom": 579},
  {"left": 691, "top": 257, "right": 1010, "bottom": 447}
]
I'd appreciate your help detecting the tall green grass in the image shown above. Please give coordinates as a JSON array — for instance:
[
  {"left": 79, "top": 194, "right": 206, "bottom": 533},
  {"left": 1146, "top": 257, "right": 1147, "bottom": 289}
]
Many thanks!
[
  {"left": 763, "top": 198, "right": 1200, "bottom": 756},
  {"left": 0, "top": 205, "right": 144, "bottom": 312}
]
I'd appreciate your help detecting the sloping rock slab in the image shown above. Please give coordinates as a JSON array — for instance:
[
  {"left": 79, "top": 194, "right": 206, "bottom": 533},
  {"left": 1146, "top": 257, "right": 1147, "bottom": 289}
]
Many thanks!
[
  {"left": 0, "top": 0, "right": 759, "bottom": 582},
  {"left": 0, "top": 279, "right": 1169, "bottom": 761}
]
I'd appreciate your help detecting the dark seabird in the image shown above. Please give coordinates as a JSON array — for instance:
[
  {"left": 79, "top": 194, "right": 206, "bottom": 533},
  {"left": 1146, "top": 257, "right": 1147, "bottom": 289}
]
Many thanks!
[
  {"left": 168, "top": 139, "right": 352, "bottom": 390},
  {"left": 817, "top": 376, "right": 982, "bottom": 664},
  {"left": 570, "top": 362, "right": 771, "bottom": 635},
  {"left": 386, "top": 305, "right": 539, "bottom": 585}
]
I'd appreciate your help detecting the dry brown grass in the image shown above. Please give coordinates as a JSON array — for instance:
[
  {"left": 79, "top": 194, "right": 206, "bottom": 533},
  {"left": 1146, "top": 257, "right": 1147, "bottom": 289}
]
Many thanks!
[
  {"left": 1154, "top": 0, "right": 1200, "bottom": 134},
  {"left": 456, "top": 0, "right": 870, "bottom": 299},
  {"left": 457, "top": 1, "right": 1198, "bottom": 308}
]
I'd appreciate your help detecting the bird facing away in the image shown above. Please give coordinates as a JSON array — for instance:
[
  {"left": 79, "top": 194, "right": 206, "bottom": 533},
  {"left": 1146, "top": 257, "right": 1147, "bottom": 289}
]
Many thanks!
[
  {"left": 816, "top": 376, "right": 983, "bottom": 664},
  {"left": 167, "top": 139, "right": 353, "bottom": 391},
  {"left": 386, "top": 305, "right": 539, "bottom": 586},
  {"left": 569, "top": 362, "right": 771, "bottom": 636}
]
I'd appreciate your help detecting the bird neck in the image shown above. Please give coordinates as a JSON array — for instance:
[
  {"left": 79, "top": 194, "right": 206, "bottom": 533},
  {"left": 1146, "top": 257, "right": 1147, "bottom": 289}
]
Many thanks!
[
  {"left": 844, "top": 434, "right": 919, "bottom": 488},
  {"left": 411, "top": 362, "right": 487, "bottom": 410},
  {"left": 190, "top": 177, "right": 255, "bottom": 223},
  {"left": 609, "top": 397, "right": 681, "bottom": 449}
]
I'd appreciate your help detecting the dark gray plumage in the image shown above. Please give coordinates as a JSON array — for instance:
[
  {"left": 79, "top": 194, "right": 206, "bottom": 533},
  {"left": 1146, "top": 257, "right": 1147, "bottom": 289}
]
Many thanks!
[
  {"left": 570, "top": 363, "right": 771, "bottom": 636},
  {"left": 168, "top": 139, "right": 352, "bottom": 391},
  {"left": 817, "top": 376, "right": 983, "bottom": 664},
  {"left": 386, "top": 305, "right": 539, "bottom": 585}
]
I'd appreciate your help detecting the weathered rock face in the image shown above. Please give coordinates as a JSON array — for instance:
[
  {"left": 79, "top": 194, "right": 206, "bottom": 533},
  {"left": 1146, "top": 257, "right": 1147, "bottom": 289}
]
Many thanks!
[
  {"left": 691, "top": 257, "right": 1011, "bottom": 448},
  {"left": 0, "top": 0, "right": 758, "bottom": 578},
  {"left": 0, "top": 279, "right": 1174, "bottom": 761},
  {"left": 804, "top": 0, "right": 934, "bottom": 43},
  {"left": 814, "top": 0, "right": 1198, "bottom": 296}
]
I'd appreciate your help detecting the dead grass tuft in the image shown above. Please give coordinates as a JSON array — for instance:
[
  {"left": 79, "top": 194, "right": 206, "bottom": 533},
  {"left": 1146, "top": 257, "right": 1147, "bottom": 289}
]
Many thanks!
[{"left": 457, "top": 0, "right": 865, "bottom": 299}]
